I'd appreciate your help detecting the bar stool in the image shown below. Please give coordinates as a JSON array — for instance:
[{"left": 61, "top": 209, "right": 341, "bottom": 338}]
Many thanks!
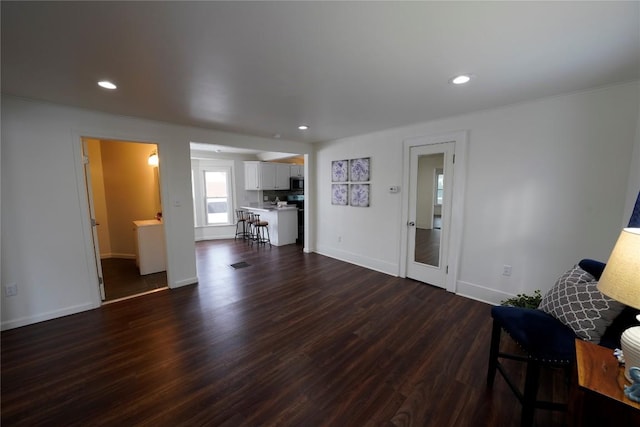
[
  {"left": 234, "top": 209, "right": 249, "bottom": 240},
  {"left": 245, "top": 212, "right": 258, "bottom": 244},
  {"left": 253, "top": 216, "right": 271, "bottom": 248}
]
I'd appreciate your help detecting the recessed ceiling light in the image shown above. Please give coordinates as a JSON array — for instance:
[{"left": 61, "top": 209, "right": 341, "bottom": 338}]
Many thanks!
[
  {"left": 450, "top": 74, "right": 473, "bottom": 85},
  {"left": 98, "top": 80, "right": 117, "bottom": 90},
  {"left": 298, "top": 125, "right": 309, "bottom": 130}
]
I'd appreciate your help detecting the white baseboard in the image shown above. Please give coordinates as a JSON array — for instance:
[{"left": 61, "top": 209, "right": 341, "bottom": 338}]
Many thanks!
[
  {"left": 195, "top": 235, "right": 235, "bottom": 242},
  {"left": 314, "top": 245, "right": 399, "bottom": 277},
  {"left": 100, "top": 253, "right": 136, "bottom": 260},
  {"left": 455, "top": 280, "right": 511, "bottom": 306},
  {"left": 1, "top": 301, "right": 99, "bottom": 331},
  {"left": 172, "top": 277, "right": 198, "bottom": 288}
]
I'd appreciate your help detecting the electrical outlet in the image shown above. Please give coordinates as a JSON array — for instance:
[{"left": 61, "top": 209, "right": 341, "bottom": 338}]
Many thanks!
[
  {"left": 4, "top": 283, "right": 17, "bottom": 297},
  {"left": 502, "top": 265, "right": 512, "bottom": 277}
]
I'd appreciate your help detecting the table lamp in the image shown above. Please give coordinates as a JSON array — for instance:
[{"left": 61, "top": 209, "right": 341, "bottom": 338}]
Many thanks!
[{"left": 597, "top": 228, "right": 640, "bottom": 382}]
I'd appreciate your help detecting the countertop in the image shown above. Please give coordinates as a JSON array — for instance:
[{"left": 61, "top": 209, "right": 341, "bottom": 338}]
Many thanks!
[{"left": 241, "top": 204, "right": 298, "bottom": 212}]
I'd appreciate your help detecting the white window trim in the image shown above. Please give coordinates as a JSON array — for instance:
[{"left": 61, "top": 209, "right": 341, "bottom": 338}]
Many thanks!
[{"left": 191, "top": 159, "right": 236, "bottom": 228}]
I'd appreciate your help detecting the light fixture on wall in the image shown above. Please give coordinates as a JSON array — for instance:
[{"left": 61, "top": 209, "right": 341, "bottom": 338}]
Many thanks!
[
  {"left": 597, "top": 228, "right": 640, "bottom": 383},
  {"left": 148, "top": 150, "right": 159, "bottom": 167}
]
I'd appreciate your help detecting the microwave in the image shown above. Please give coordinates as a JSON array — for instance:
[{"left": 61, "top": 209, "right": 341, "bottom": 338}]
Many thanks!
[{"left": 291, "top": 177, "right": 304, "bottom": 190}]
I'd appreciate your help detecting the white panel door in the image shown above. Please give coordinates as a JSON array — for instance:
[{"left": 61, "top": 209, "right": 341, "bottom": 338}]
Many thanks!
[{"left": 406, "top": 142, "right": 454, "bottom": 288}]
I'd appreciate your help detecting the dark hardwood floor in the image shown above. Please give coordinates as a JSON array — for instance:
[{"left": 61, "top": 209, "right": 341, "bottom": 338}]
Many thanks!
[
  {"left": 101, "top": 258, "right": 168, "bottom": 301},
  {"left": 1, "top": 240, "right": 568, "bottom": 426}
]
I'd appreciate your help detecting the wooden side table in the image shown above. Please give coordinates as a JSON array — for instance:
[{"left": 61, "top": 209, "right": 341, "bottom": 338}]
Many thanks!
[{"left": 570, "top": 339, "right": 640, "bottom": 426}]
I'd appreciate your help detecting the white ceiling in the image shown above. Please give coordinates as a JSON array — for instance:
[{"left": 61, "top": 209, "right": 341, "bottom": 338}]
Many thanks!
[{"left": 2, "top": 1, "right": 639, "bottom": 144}]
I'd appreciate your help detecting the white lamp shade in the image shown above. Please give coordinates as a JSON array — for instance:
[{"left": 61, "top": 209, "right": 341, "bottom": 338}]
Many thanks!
[
  {"left": 597, "top": 228, "right": 640, "bottom": 310},
  {"left": 597, "top": 228, "right": 640, "bottom": 383}
]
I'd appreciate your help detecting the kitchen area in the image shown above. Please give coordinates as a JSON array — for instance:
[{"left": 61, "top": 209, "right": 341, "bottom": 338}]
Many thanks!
[
  {"left": 190, "top": 142, "right": 307, "bottom": 248},
  {"left": 242, "top": 160, "right": 305, "bottom": 246}
]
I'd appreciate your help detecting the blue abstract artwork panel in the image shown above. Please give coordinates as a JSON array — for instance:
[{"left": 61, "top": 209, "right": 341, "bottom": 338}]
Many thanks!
[
  {"left": 350, "top": 157, "right": 370, "bottom": 182},
  {"left": 332, "top": 184, "right": 348, "bottom": 205},
  {"left": 350, "top": 184, "right": 370, "bottom": 207},
  {"left": 331, "top": 160, "right": 349, "bottom": 182}
]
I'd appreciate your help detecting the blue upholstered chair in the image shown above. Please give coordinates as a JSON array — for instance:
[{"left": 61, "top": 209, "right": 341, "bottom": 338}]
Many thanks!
[{"left": 487, "top": 259, "right": 638, "bottom": 427}]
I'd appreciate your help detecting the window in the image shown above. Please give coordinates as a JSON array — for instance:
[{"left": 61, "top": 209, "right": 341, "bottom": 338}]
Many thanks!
[
  {"left": 191, "top": 160, "right": 234, "bottom": 227},
  {"left": 204, "top": 171, "right": 230, "bottom": 224},
  {"left": 435, "top": 169, "right": 444, "bottom": 205}
]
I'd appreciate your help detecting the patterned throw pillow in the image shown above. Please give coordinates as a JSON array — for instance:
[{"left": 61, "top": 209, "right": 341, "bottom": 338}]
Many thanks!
[{"left": 538, "top": 264, "right": 626, "bottom": 342}]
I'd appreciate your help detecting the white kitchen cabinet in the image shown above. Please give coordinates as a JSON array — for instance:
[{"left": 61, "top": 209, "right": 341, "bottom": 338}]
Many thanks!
[
  {"left": 244, "top": 161, "right": 262, "bottom": 190},
  {"left": 133, "top": 219, "right": 166, "bottom": 275},
  {"left": 275, "top": 163, "right": 290, "bottom": 190},
  {"left": 244, "top": 161, "right": 290, "bottom": 190},
  {"left": 290, "top": 165, "right": 304, "bottom": 178},
  {"left": 261, "top": 163, "right": 277, "bottom": 189}
]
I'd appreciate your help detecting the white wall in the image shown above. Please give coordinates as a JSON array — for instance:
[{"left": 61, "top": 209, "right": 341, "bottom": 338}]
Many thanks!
[
  {"left": 314, "top": 82, "right": 640, "bottom": 304},
  {"left": 623, "top": 103, "right": 640, "bottom": 225},
  {"left": 0, "top": 96, "right": 312, "bottom": 329}
]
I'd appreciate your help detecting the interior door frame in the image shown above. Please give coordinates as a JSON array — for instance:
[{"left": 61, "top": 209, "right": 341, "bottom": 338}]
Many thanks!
[
  {"left": 72, "top": 131, "right": 168, "bottom": 306},
  {"left": 399, "top": 131, "right": 468, "bottom": 293}
]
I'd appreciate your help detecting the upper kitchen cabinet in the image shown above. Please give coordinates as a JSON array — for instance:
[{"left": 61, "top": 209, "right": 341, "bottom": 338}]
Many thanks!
[
  {"left": 244, "top": 161, "right": 291, "bottom": 190},
  {"left": 274, "top": 163, "right": 290, "bottom": 190},
  {"left": 245, "top": 161, "right": 262, "bottom": 190},
  {"left": 290, "top": 165, "right": 304, "bottom": 178}
]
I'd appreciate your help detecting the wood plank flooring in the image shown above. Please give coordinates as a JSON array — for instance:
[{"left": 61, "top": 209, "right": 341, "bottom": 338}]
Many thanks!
[
  {"left": 101, "top": 258, "right": 168, "bottom": 301},
  {"left": 1, "top": 240, "right": 568, "bottom": 426}
]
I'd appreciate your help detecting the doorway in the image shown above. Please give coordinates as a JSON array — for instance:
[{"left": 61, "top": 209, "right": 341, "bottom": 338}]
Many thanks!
[
  {"left": 82, "top": 138, "right": 168, "bottom": 302},
  {"left": 401, "top": 131, "right": 467, "bottom": 293}
]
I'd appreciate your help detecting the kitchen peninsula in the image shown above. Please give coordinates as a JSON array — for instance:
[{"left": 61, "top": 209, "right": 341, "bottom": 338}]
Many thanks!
[{"left": 241, "top": 204, "right": 298, "bottom": 246}]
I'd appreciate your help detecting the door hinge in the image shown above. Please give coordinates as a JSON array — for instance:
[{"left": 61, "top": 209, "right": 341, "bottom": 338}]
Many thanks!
[
  {"left": 446, "top": 265, "right": 449, "bottom": 274},
  {"left": 452, "top": 154, "right": 456, "bottom": 164},
  {"left": 82, "top": 155, "right": 90, "bottom": 165},
  {"left": 98, "top": 277, "right": 103, "bottom": 285},
  {"left": 91, "top": 218, "right": 97, "bottom": 227}
]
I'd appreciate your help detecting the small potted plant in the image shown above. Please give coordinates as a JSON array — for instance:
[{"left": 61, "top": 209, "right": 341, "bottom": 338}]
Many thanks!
[{"left": 501, "top": 290, "right": 542, "bottom": 309}]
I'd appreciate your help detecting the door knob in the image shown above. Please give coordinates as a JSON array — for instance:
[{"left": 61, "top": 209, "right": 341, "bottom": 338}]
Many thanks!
[{"left": 408, "top": 221, "right": 415, "bottom": 227}]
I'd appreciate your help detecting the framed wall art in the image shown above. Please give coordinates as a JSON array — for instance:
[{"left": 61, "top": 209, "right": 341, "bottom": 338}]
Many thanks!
[
  {"left": 350, "top": 184, "right": 370, "bottom": 207},
  {"left": 331, "top": 184, "right": 348, "bottom": 205},
  {"left": 331, "top": 160, "right": 349, "bottom": 182},
  {"left": 349, "top": 157, "right": 370, "bottom": 182},
  {"left": 331, "top": 157, "right": 371, "bottom": 207}
]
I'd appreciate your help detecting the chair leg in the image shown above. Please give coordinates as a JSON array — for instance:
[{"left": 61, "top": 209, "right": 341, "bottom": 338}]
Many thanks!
[
  {"left": 487, "top": 319, "right": 501, "bottom": 388},
  {"left": 521, "top": 360, "right": 540, "bottom": 427},
  {"left": 263, "top": 225, "right": 271, "bottom": 247},
  {"left": 234, "top": 220, "right": 244, "bottom": 240}
]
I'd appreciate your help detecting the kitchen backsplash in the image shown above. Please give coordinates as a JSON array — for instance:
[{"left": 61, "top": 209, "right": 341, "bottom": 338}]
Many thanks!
[{"left": 263, "top": 189, "right": 303, "bottom": 201}]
